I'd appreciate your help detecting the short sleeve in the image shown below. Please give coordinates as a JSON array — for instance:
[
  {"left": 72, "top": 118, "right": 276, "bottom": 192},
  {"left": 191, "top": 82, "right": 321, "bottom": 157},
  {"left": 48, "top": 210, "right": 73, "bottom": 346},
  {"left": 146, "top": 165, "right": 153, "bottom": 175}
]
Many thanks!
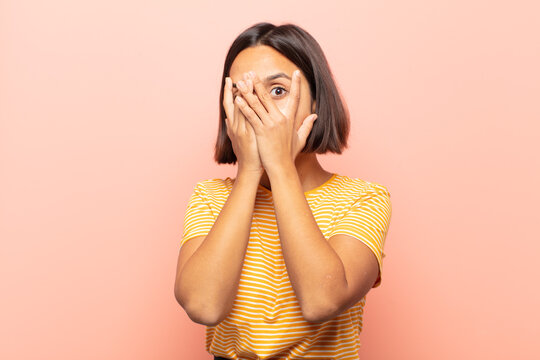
[
  {"left": 328, "top": 184, "right": 392, "bottom": 288},
  {"left": 180, "top": 182, "right": 216, "bottom": 248}
]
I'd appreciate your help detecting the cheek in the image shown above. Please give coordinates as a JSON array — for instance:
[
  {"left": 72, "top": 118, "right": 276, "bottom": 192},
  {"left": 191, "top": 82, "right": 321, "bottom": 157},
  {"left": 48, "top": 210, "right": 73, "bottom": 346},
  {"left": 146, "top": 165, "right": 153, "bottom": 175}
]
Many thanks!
[
  {"left": 274, "top": 98, "right": 309, "bottom": 115},
  {"left": 296, "top": 83, "right": 314, "bottom": 117},
  {"left": 294, "top": 96, "right": 313, "bottom": 119},
  {"left": 273, "top": 87, "right": 312, "bottom": 126},
  {"left": 275, "top": 99, "right": 287, "bottom": 114}
]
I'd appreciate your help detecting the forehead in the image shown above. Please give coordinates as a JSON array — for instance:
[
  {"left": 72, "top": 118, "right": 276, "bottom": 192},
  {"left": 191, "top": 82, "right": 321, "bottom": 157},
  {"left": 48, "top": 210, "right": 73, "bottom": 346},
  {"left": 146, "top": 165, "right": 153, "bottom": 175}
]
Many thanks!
[{"left": 229, "top": 45, "right": 297, "bottom": 80}]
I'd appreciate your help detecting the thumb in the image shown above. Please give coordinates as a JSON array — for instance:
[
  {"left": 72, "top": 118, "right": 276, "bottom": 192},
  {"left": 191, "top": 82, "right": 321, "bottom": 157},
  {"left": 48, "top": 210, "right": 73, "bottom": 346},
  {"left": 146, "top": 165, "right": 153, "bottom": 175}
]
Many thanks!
[{"left": 296, "top": 114, "right": 318, "bottom": 145}]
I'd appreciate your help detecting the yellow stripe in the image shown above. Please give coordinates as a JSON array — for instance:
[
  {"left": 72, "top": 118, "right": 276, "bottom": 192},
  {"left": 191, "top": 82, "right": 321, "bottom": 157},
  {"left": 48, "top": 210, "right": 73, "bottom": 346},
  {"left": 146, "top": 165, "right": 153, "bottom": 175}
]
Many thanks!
[{"left": 181, "top": 174, "right": 391, "bottom": 359}]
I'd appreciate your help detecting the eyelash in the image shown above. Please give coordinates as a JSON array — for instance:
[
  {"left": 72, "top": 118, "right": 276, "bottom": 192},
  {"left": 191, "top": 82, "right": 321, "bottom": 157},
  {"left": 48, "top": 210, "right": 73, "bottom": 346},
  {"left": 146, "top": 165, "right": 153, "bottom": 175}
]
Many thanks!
[
  {"left": 270, "top": 86, "right": 288, "bottom": 97},
  {"left": 233, "top": 86, "right": 288, "bottom": 98}
]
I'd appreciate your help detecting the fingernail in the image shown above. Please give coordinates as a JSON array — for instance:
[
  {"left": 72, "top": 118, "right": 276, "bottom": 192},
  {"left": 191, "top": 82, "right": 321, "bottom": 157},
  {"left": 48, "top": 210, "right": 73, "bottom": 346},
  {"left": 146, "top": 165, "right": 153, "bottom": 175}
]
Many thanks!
[{"left": 248, "top": 70, "right": 255, "bottom": 78}]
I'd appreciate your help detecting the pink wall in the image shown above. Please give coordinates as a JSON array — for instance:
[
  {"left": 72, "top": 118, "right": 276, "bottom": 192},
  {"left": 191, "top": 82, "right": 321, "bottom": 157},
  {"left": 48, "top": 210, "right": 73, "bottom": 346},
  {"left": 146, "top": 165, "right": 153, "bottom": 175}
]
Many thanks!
[{"left": 1, "top": 1, "right": 538, "bottom": 359}]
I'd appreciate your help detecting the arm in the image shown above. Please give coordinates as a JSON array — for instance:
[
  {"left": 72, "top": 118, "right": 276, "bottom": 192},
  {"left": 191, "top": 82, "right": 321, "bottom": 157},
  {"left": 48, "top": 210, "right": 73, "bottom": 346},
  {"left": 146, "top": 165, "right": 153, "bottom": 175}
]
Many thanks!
[
  {"left": 229, "top": 70, "right": 388, "bottom": 322},
  {"left": 174, "top": 171, "right": 260, "bottom": 326},
  {"left": 267, "top": 163, "right": 347, "bottom": 322},
  {"left": 267, "top": 163, "right": 381, "bottom": 323}
]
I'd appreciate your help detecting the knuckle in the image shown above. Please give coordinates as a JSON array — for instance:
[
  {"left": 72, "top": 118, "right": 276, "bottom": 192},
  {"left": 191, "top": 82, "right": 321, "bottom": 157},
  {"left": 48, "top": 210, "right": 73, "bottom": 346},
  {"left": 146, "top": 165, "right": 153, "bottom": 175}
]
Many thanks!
[
  {"left": 240, "top": 94, "right": 250, "bottom": 104},
  {"left": 261, "top": 92, "right": 271, "bottom": 101},
  {"left": 248, "top": 92, "right": 258, "bottom": 102}
]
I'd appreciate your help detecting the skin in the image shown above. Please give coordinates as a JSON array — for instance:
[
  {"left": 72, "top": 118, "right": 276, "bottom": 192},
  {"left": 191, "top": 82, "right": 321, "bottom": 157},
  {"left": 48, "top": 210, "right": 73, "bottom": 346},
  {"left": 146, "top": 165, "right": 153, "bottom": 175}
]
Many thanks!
[
  {"left": 174, "top": 45, "right": 380, "bottom": 326},
  {"left": 228, "top": 45, "right": 334, "bottom": 191},
  {"left": 226, "top": 45, "right": 380, "bottom": 321}
]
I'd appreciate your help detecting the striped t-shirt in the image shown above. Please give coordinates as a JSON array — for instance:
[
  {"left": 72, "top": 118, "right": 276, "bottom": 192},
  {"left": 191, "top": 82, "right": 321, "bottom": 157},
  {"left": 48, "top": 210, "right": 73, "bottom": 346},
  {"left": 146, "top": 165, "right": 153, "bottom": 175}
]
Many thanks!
[{"left": 180, "top": 173, "right": 392, "bottom": 360}]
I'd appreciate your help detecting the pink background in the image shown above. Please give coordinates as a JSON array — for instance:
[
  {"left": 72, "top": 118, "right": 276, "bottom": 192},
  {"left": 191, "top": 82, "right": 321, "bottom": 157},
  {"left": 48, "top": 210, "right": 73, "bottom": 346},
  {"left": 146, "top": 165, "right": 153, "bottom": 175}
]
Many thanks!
[{"left": 1, "top": 1, "right": 538, "bottom": 359}]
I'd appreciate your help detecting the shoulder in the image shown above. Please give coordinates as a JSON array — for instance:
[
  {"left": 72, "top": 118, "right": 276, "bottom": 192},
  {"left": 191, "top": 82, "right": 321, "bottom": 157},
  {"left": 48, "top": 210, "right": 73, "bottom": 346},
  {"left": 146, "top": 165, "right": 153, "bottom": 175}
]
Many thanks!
[
  {"left": 191, "top": 176, "right": 234, "bottom": 201},
  {"left": 331, "top": 174, "right": 391, "bottom": 201}
]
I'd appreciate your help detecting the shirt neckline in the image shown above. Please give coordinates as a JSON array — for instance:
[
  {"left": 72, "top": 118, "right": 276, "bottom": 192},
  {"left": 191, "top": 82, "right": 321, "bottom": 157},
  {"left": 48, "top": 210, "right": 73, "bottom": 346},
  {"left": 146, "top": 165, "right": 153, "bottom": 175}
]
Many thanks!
[{"left": 257, "top": 173, "right": 338, "bottom": 197}]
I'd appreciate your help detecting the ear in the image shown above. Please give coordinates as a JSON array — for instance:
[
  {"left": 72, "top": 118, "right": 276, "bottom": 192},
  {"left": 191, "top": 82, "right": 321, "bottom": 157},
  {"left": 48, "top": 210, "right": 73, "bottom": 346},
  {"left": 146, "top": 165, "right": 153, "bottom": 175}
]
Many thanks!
[{"left": 311, "top": 99, "right": 316, "bottom": 113}]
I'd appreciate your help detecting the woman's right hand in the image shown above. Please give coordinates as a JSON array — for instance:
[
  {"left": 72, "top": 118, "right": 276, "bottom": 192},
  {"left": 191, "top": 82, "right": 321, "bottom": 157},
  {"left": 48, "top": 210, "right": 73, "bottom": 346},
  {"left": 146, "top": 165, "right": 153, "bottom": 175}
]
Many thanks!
[{"left": 223, "top": 74, "right": 264, "bottom": 177}]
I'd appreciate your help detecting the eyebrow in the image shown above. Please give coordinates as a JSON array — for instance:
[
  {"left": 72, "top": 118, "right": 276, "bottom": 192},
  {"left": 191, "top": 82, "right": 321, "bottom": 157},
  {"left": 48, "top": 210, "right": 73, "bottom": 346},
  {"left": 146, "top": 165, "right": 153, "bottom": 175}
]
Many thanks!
[{"left": 232, "top": 72, "right": 291, "bottom": 89}]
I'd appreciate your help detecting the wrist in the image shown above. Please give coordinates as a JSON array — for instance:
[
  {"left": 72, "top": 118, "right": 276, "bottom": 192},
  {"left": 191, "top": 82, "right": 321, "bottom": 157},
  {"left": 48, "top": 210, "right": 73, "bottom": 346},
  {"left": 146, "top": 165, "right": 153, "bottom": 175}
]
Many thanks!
[
  {"left": 264, "top": 158, "right": 296, "bottom": 177},
  {"left": 236, "top": 168, "right": 263, "bottom": 183},
  {"left": 264, "top": 160, "right": 297, "bottom": 180}
]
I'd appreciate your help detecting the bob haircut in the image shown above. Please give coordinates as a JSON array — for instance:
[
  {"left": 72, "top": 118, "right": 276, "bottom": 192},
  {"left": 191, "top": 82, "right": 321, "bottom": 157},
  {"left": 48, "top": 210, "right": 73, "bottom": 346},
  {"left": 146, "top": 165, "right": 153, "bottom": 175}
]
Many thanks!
[{"left": 214, "top": 22, "right": 350, "bottom": 164}]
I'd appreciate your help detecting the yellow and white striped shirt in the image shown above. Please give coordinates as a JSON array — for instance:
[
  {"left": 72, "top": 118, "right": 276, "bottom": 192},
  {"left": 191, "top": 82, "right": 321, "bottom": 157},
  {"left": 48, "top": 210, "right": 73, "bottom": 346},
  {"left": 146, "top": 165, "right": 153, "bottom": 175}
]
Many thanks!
[{"left": 180, "top": 173, "right": 392, "bottom": 360}]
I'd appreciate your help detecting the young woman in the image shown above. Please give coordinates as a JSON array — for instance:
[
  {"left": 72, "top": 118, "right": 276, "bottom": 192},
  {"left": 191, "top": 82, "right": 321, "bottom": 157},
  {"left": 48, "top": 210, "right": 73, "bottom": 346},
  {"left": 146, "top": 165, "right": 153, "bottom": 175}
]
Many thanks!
[{"left": 174, "top": 22, "right": 392, "bottom": 360}]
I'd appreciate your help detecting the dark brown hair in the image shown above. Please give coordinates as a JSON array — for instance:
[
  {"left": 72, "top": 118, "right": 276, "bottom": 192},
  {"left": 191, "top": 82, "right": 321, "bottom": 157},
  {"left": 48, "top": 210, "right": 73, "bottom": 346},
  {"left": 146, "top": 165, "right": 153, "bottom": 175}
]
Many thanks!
[{"left": 214, "top": 22, "right": 350, "bottom": 164}]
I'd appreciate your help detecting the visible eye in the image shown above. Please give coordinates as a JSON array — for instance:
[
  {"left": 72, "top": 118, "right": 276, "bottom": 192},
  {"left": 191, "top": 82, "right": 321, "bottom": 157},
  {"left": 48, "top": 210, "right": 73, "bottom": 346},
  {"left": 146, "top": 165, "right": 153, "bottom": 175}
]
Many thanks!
[{"left": 270, "top": 86, "right": 288, "bottom": 98}]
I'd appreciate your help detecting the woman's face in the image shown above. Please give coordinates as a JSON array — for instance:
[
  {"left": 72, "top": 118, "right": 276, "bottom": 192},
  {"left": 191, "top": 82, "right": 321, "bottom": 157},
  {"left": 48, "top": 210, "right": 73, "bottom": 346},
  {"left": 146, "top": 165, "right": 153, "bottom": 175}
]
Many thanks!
[{"left": 228, "top": 45, "right": 315, "bottom": 132}]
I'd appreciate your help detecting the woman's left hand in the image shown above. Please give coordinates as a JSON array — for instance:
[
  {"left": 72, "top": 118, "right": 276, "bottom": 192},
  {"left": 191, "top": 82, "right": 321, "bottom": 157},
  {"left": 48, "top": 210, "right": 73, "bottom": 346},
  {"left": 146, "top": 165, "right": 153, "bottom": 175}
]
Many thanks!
[{"left": 234, "top": 70, "right": 318, "bottom": 174}]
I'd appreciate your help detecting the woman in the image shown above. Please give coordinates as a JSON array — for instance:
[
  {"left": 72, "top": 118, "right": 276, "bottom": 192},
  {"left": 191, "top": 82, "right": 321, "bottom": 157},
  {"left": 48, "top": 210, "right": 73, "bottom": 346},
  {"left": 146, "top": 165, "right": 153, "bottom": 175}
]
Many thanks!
[{"left": 174, "top": 22, "right": 392, "bottom": 360}]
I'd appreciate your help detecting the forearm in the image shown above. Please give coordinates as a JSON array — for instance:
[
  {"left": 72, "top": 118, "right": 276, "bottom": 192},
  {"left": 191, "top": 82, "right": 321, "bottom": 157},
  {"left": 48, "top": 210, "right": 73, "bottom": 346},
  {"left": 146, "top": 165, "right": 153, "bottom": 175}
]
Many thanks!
[
  {"left": 178, "top": 171, "right": 260, "bottom": 323},
  {"left": 267, "top": 163, "right": 348, "bottom": 321}
]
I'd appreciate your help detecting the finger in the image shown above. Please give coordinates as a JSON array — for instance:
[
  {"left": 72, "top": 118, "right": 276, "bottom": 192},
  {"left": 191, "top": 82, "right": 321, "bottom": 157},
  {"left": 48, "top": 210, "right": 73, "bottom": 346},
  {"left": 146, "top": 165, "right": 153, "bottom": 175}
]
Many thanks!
[
  {"left": 245, "top": 120, "right": 259, "bottom": 157},
  {"left": 242, "top": 75, "right": 254, "bottom": 134},
  {"left": 285, "top": 70, "right": 301, "bottom": 120},
  {"left": 237, "top": 78, "right": 271, "bottom": 127},
  {"left": 235, "top": 95, "right": 262, "bottom": 134},
  {"left": 236, "top": 96, "right": 249, "bottom": 133},
  {"left": 233, "top": 96, "right": 243, "bottom": 133},
  {"left": 223, "top": 77, "right": 235, "bottom": 129},
  {"left": 243, "top": 72, "right": 252, "bottom": 93},
  {"left": 225, "top": 117, "right": 232, "bottom": 137},
  {"left": 245, "top": 116, "right": 256, "bottom": 137},
  {"left": 297, "top": 114, "right": 318, "bottom": 146},
  {"left": 242, "top": 72, "right": 265, "bottom": 127},
  {"left": 248, "top": 72, "right": 282, "bottom": 122}
]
